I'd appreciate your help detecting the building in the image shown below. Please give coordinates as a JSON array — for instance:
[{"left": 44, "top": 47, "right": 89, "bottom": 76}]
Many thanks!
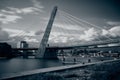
[
  {"left": 20, "top": 41, "right": 29, "bottom": 48},
  {"left": 20, "top": 41, "right": 29, "bottom": 58},
  {"left": 0, "top": 43, "right": 12, "bottom": 58}
]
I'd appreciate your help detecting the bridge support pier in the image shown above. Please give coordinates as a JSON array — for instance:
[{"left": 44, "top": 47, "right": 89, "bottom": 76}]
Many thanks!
[
  {"left": 43, "top": 48, "right": 58, "bottom": 59},
  {"left": 22, "top": 51, "right": 28, "bottom": 58}
]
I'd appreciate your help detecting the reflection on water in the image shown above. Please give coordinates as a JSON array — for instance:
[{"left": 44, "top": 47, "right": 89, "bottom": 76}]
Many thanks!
[{"left": 0, "top": 57, "right": 63, "bottom": 74}]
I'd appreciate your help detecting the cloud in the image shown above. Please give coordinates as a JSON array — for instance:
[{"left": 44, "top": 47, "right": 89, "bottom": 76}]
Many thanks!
[
  {"left": 4, "top": 26, "right": 120, "bottom": 47},
  {"left": 3, "top": 28, "right": 40, "bottom": 44},
  {"left": 98, "top": 26, "right": 120, "bottom": 39},
  {"left": 24, "top": 37, "right": 39, "bottom": 42},
  {"left": 102, "top": 29, "right": 109, "bottom": 36},
  {"left": 70, "top": 24, "right": 120, "bottom": 42},
  {"left": 0, "top": 13, "right": 21, "bottom": 24},
  {"left": 8, "top": 7, "right": 42, "bottom": 14},
  {"left": 0, "top": 27, "right": 9, "bottom": 41},
  {"left": 49, "top": 25, "right": 119, "bottom": 44},
  {"left": 3, "top": 28, "right": 36, "bottom": 37},
  {"left": 31, "top": 0, "right": 44, "bottom": 9},
  {"left": 78, "top": 26, "right": 120, "bottom": 42},
  {"left": 6, "top": 0, "right": 44, "bottom": 14},
  {"left": 49, "top": 31, "right": 81, "bottom": 45},
  {"left": 107, "top": 21, "right": 120, "bottom": 26},
  {"left": 1, "top": 9, "right": 15, "bottom": 14},
  {"left": 109, "top": 26, "right": 120, "bottom": 37},
  {"left": 53, "top": 23, "right": 86, "bottom": 31},
  {"left": 0, "top": 0, "right": 44, "bottom": 24},
  {"left": 2, "top": 26, "right": 120, "bottom": 47},
  {"left": 79, "top": 28, "right": 100, "bottom": 41},
  {"left": 50, "top": 36, "right": 68, "bottom": 43},
  {"left": 35, "top": 30, "right": 44, "bottom": 35}
]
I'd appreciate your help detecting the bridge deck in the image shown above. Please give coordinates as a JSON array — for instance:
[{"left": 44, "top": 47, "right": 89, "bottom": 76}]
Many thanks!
[
  {"left": 0, "top": 59, "right": 119, "bottom": 80},
  {"left": 13, "top": 45, "right": 120, "bottom": 50}
]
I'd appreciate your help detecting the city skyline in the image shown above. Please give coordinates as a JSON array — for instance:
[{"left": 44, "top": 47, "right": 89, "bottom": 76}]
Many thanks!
[{"left": 0, "top": 0, "right": 120, "bottom": 47}]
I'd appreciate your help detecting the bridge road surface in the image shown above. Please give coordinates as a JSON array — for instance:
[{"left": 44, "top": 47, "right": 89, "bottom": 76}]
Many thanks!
[{"left": 0, "top": 59, "right": 119, "bottom": 80}]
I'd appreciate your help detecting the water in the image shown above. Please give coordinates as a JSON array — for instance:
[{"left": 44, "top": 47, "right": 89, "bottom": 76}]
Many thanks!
[
  {"left": 0, "top": 57, "right": 63, "bottom": 74},
  {"left": 0, "top": 56, "right": 114, "bottom": 75}
]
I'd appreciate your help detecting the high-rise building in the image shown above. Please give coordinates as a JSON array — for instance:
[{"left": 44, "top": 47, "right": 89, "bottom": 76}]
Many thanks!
[
  {"left": 20, "top": 41, "right": 29, "bottom": 48},
  {"left": 20, "top": 41, "right": 29, "bottom": 58}
]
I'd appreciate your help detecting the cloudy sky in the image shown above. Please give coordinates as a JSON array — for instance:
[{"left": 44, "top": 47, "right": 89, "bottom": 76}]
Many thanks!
[{"left": 0, "top": 0, "right": 120, "bottom": 47}]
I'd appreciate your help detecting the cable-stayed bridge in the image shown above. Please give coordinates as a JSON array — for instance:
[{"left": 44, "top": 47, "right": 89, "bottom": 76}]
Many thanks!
[{"left": 2, "top": 6, "right": 120, "bottom": 59}]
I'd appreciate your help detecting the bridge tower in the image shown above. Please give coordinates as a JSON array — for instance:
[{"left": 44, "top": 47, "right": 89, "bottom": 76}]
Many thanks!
[{"left": 35, "top": 6, "right": 58, "bottom": 59}]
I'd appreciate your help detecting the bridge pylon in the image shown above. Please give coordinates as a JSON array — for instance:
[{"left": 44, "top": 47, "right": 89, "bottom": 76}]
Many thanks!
[{"left": 35, "top": 6, "right": 58, "bottom": 59}]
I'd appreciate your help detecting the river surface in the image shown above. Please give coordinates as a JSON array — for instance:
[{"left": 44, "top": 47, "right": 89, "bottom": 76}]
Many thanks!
[{"left": 0, "top": 56, "right": 114, "bottom": 74}]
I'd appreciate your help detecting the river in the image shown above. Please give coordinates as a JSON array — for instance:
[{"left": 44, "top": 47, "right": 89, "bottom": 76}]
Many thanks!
[
  {"left": 0, "top": 57, "right": 63, "bottom": 74},
  {"left": 0, "top": 56, "right": 114, "bottom": 75}
]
